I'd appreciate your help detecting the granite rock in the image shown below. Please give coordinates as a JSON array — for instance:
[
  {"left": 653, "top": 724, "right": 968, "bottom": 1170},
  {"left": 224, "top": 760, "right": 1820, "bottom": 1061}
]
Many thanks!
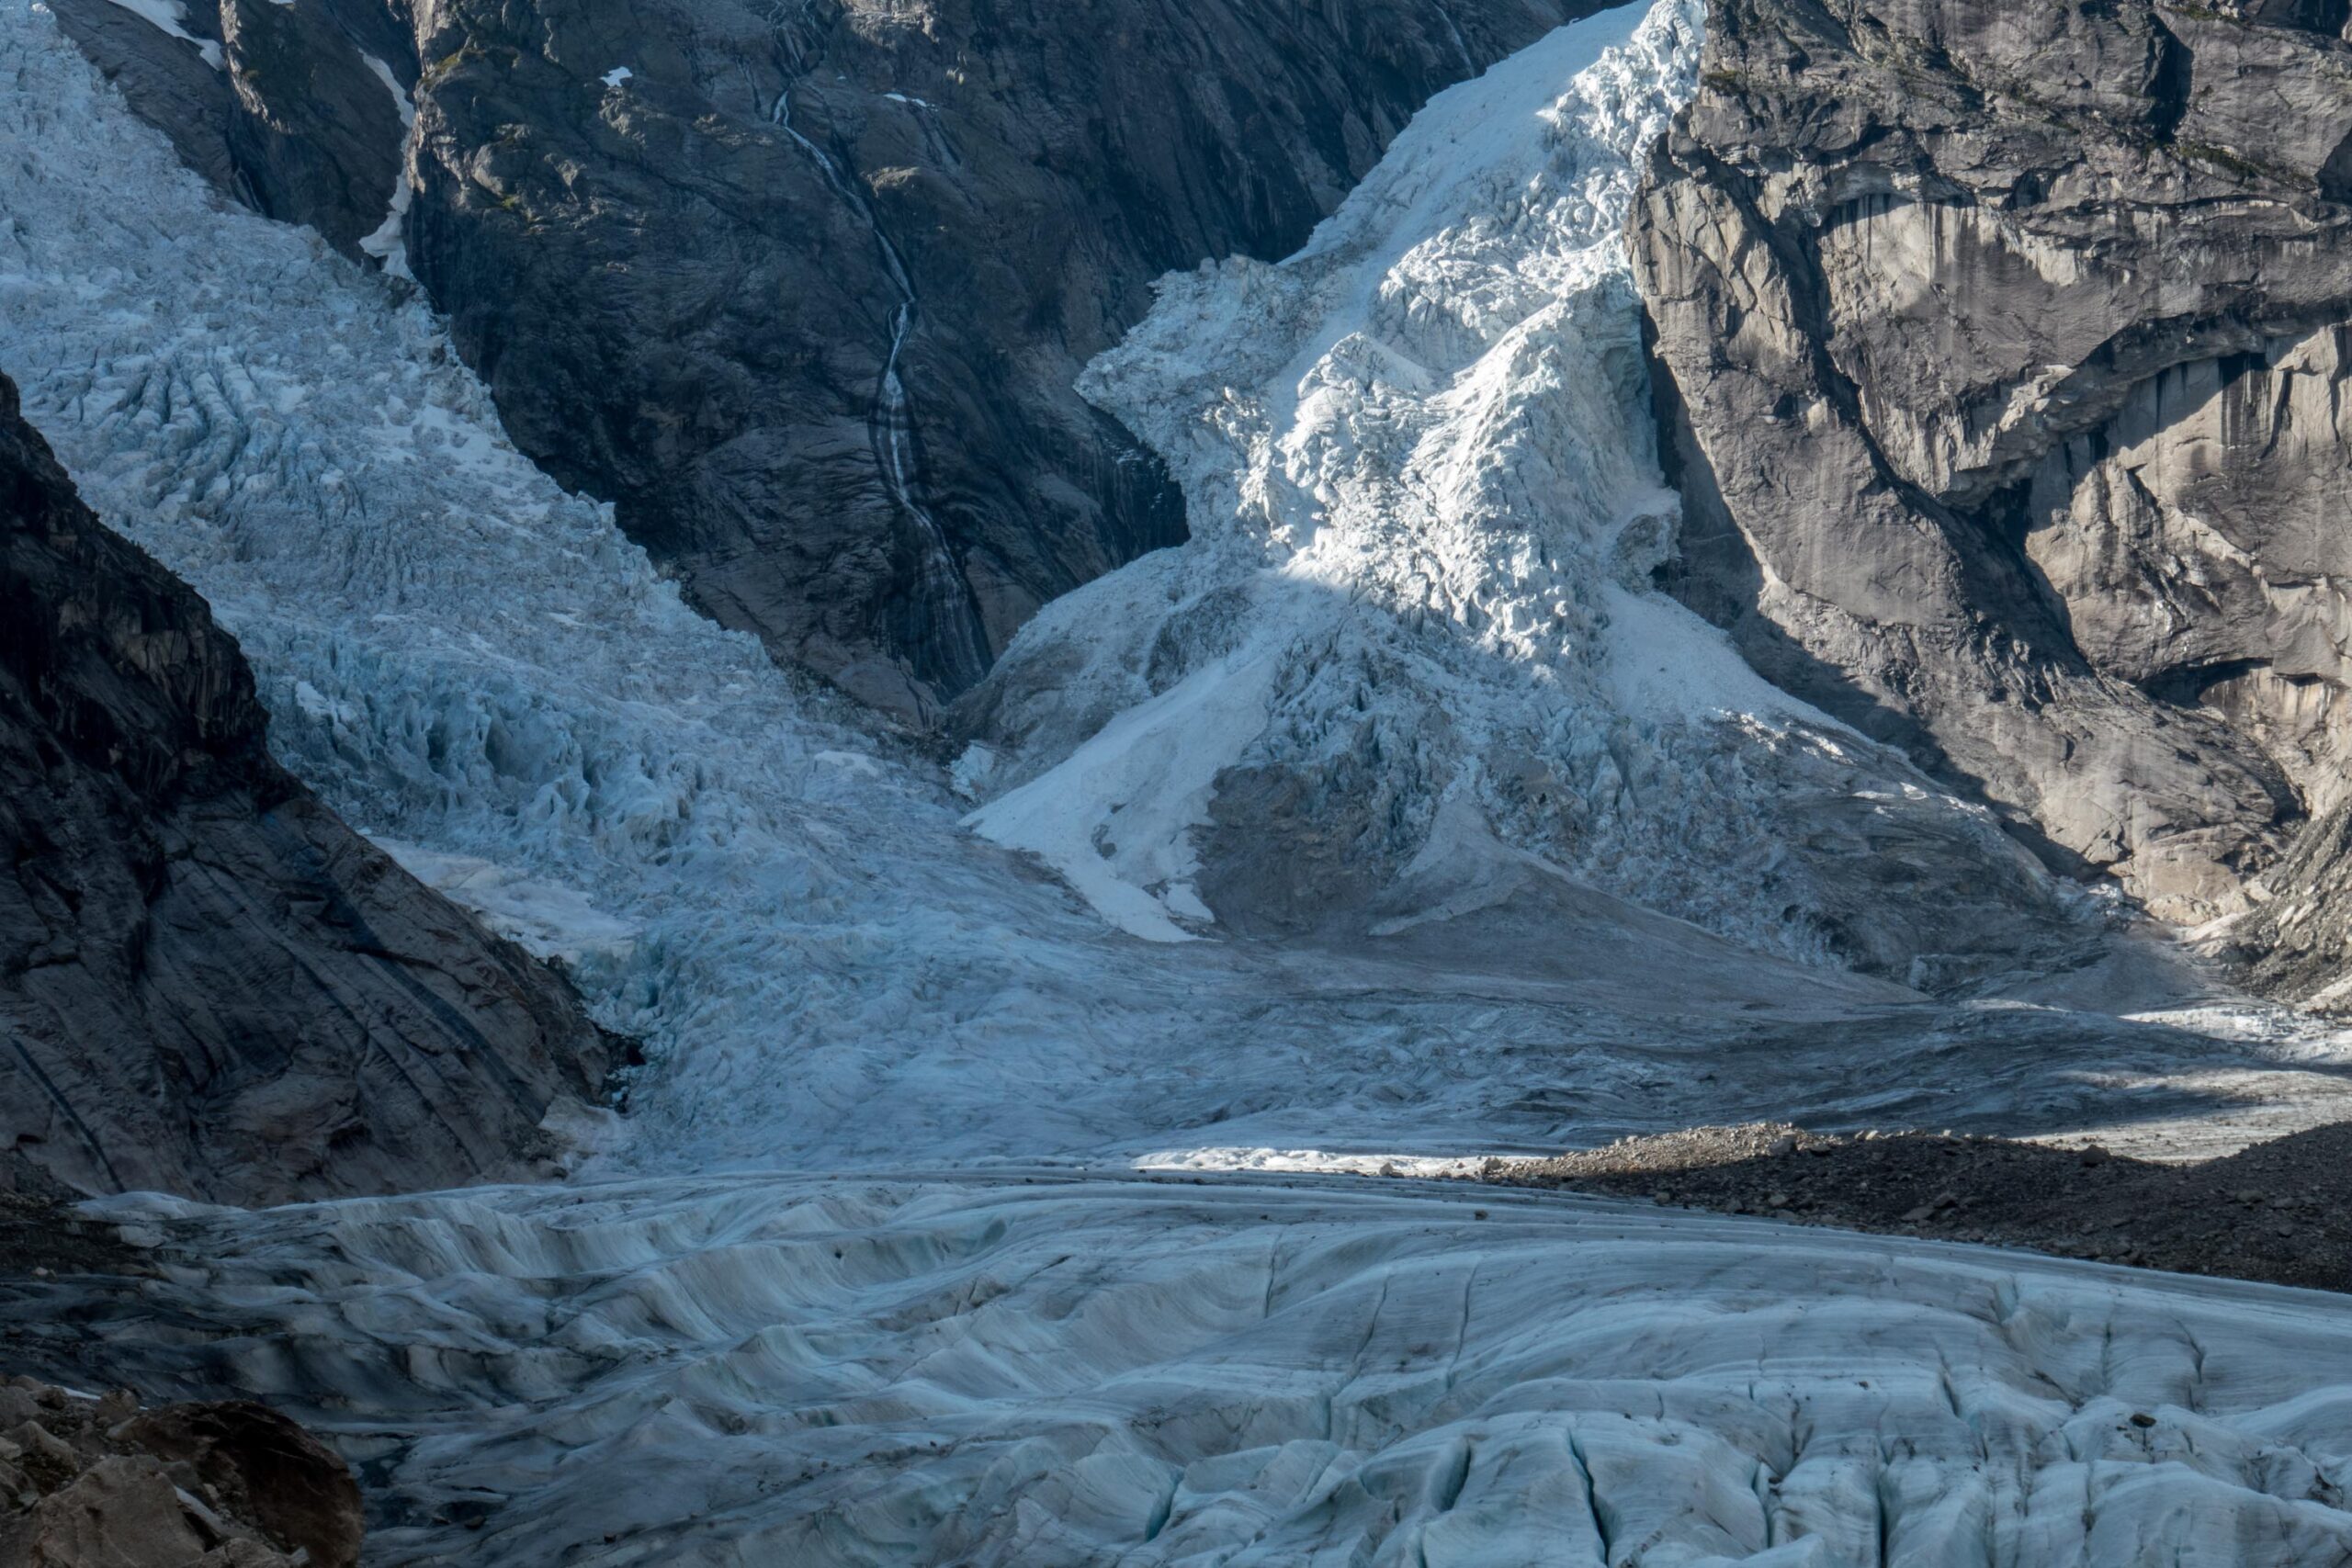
[{"left": 1633, "top": 0, "right": 2352, "bottom": 934}]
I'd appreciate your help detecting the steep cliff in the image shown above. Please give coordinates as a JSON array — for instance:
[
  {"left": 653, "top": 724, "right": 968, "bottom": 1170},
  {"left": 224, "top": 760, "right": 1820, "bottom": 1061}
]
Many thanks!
[
  {"left": 1631, "top": 0, "right": 2352, "bottom": 938},
  {"left": 0, "top": 374, "right": 615, "bottom": 1205},
  {"left": 55, "top": 0, "right": 1593, "bottom": 717}
]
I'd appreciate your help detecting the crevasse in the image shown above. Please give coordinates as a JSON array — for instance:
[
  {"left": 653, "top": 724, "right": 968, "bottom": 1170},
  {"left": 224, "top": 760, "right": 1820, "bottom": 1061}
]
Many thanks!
[{"left": 13, "top": 1, "right": 2352, "bottom": 1562}]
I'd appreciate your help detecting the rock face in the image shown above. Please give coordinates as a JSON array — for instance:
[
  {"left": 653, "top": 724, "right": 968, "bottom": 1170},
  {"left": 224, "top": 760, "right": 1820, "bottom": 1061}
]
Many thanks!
[
  {"left": 0, "top": 373, "right": 615, "bottom": 1205},
  {"left": 55, "top": 0, "right": 1592, "bottom": 718},
  {"left": 0, "top": 1378, "right": 364, "bottom": 1568},
  {"left": 1630, "top": 0, "right": 2352, "bottom": 931},
  {"left": 2226, "top": 797, "right": 2352, "bottom": 1008}
]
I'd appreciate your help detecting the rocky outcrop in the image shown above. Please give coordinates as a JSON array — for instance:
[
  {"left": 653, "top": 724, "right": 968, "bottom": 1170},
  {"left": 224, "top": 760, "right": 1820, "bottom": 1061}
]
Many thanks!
[
  {"left": 55, "top": 0, "right": 1593, "bottom": 718},
  {"left": 1631, "top": 0, "right": 2352, "bottom": 931},
  {"left": 0, "top": 1378, "right": 364, "bottom": 1568},
  {"left": 0, "top": 373, "right": 616, "bottom": 1205},
  {"left": 2223, "top": 798, "right": 2352, "bottom": 1008}
]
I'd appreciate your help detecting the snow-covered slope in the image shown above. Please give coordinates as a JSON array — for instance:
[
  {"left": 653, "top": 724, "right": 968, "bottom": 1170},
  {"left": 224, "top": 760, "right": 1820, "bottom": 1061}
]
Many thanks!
[
  {"left": 15, "top": 0, "right": 2352, "bottom": 1562},
  {"left": 957, "top": 0, "right": 2076, "bottom": 990}
]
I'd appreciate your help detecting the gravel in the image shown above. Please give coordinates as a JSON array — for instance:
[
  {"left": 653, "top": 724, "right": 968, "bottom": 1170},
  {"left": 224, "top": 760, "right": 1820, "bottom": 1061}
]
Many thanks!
[{"left": 1476, "top": 1121, "right": 2352, "bottom": 1292}]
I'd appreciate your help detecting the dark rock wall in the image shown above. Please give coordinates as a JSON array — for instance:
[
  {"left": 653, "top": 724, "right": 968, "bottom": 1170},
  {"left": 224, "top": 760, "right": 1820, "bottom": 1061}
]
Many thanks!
[
  {"left": 0, "top": 374, "right": 614, "bottom": 1205},
  {"left": 1633, "top": 0, "right": 2352, "bottom": 934},
  {"left": 56, "top": 0, "right": 1591, "bottom": 718}
]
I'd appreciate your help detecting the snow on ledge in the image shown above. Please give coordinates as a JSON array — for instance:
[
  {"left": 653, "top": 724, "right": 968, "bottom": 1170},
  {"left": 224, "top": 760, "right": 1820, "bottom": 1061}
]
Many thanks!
[{"left": 96, "top": 0, "right": 220, "bottom": 68}]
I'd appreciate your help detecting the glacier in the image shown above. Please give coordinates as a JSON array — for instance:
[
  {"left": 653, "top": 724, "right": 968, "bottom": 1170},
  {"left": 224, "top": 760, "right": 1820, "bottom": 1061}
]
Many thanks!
[
  {"left": 22, "top": 1171, "right": 2352, "bottom": 1567},
  {"left": 962, "top": 0, "right": 2068, "bottom": 991},
  {"left": 14, "top": 0, "right": 2336, "bottom": 1173},
  {"left": 10, "top": 0, "right": 2352, "bottom": 1561}
]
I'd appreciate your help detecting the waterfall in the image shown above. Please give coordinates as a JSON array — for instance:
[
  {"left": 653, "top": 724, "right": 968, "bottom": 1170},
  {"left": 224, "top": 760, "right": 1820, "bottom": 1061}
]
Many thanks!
[{"left": 770, "top": 85, "right": 989, "bottom": 694}]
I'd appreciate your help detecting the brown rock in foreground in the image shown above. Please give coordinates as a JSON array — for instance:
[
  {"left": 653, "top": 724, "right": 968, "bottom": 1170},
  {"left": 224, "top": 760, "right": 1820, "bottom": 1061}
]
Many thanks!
[
  {"left": 0, "top": 371, "right": 616, "bottom": 1205},
  {"left": 0, "top": 1377, "right": 361, "bottom": 1567}
]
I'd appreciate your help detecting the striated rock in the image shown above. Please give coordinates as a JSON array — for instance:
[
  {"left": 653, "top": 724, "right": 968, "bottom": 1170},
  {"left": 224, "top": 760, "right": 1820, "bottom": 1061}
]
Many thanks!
[
  {"left": 47, "top": 0, "right": 406, "bottom": 260},
  {"left": 216, "top": 0, "right": 406, "bottom": 257},
  {"left": 0, "top": 372, "right": 616, "bottom": 1205},
  {"left": 0, "top": 1379, "right": 359, "bottom": 1567},
  {"left": 42, "top": 0, "right": 236, "bottom": 193},
  {"left": 54, "top": 0, "right": 1594, "bottom": 717},
  {"left": 1630, "top": 0, "right": 2352, "bottom": 931}
]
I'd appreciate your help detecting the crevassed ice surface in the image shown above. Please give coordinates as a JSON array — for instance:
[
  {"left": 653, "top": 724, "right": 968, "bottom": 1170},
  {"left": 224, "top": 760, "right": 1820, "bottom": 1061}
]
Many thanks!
[
  {"left": 10, "top": 0, "right": 2352, "bottom": 1562},
  {"left": 961, "top": 0, "right": 2060, "bottom": 993},
  {"left": 14, "top": 0, "right": 2335, "bottom": 1168},
  {"left": 26, "top": 1174, "right": 2352, "bottom": 1568},
  {"left": 972, "top": 0, "right": 1813, "bottom": 946},
  {"left": 0, "top": 0, "right": 1287, "bottom": 1172}
]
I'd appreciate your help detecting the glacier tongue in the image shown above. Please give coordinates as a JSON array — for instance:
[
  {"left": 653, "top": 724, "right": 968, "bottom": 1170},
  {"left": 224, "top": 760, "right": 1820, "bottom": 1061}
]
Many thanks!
[
  {"left": 38, "top": 1172, "right": 2352, "bottom": 1568},
  {"left": 14, "top": 0, "right": 2352, "bottom": 1562}
]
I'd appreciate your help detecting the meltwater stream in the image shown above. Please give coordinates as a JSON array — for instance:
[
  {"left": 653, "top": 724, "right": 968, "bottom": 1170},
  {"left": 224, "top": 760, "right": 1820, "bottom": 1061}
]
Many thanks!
[
  {"left": 768, "top": 70, "right": 990, "bottom": 696},
  {"left": 10, "top": 1, "right": 2352, "bottom": 1562}
]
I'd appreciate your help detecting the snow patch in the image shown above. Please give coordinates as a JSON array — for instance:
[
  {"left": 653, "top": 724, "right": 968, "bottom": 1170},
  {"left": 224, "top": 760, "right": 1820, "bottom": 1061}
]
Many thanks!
[
  {"left": 1136, "top": 1145, "right": 1490, "bottom": 1178},
  {"left": 967, "top": 628, "right": 1291, "bottom": 942},
  {"left": 811, "top": 748, "right": 883, "bottom": 778},
  {"left": 96, "top": 0, "right": 220, "bottom": 67},
  {"left": 356, "top": 52, "right": 416, "bottom": 279},
  {"left": 371, "top": 837, "right": 641, "bottom": 964}
]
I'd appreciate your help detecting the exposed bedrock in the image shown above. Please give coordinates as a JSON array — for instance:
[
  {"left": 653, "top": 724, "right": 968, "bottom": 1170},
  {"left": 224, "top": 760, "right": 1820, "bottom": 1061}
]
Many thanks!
[
  {"left": 0, "top": 374, "right": 616, "bottom": 1205},
  {"left": 54, "top": 0, "right": 1594, "bottom": 718},
  {"left": 1631, "top": 0, "right": 2352, "bottom": 935},
  {"left": 0, "top": 1377, "right": 366, "bottom": 1568}
]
